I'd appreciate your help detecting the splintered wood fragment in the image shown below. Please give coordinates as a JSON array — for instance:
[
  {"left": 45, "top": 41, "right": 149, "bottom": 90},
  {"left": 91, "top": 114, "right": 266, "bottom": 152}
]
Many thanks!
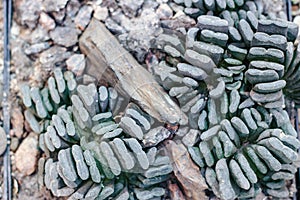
[
  {"left": 164, "top": 140, "right": 208, "bottom": 200},
  {"left": 168, "top": 181, "right": 186, "bottom": 200},
  {"left": 79, "top": 18, "right": 187, "bottom": 125}
]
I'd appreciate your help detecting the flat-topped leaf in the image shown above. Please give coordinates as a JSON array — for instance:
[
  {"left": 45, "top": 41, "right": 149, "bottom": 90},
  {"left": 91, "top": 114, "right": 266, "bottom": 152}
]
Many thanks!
[
  {"left": 253, "top": 145, "right": 281, "bottom": 171},
  {"left": 52, "top": 115, "right": 66, "bottom": 138},
  {"left": 200, "top": 125, "right": 220, "bottom": 141},
  {"left": 231, "top": 117, "right": 249, "bottom": 137},
  {"left": 64, "top": 71, "right": 77, "bottom": 92},
  {"left": 199, "top": 141, "right": 214, "bottom": 167},
  {"left": 183, "top": 77, "right": 199, "bottom": 88},
  {"left": 72, "top": 145, "right": 89, "bottom": 180},
  {"left": 245, "top": 69, "right": 279, "bottom": 84},
  {"left": 110, "top": 138, "right": 135, "bottom": 170},
  {"left": 218, "top": 131, "right": 237, "bottom": 157},
  {"left": 208, "top": 98, "right": 218, "bottom": 126},
  {"left": 229, "top": 159, "right": 250, "bottom": 190},
  {"left": 69, "top": 181, "right": 93, "bottom": 199},
  {"left": 20, "top": 84, "right": 32, "bottom": 107},
  {"left": 228, "top": 26, "right": 242, "bottom": 42},
  {"left": 228, "top": 44, "right": 247, "bottom": 60},
  {"left": 246, "top": 11, "right": 258, "bottom": 30},
  {"left": 98, "top": 183, "right": 114, "bottom": 200},
  {"left": 57, "top": 162, "right": 81, "bottom": 189},
  {"left": 257, "top": 19, "right": 288, "bottom": 36},
  {"left": 126, "top": 108, "right": 151, "bottom": 131},
  {"left": 245, "top": 146, "right": 268, "bottom": 174},
  {"left": 100, "top": 141, "right": 121, "bottom": 176},
  {"left": 250, "top": 90, "right": 283, "bottom": 104},
  {"left": 209, "top": 80, "right": 225, "bottom": 99},
  {"left": 157, "top": 34, "right": 185, "bottom": 54},
  {"left": 124, "top": 138, "right": 149, "bottom": 170},
  {"left": 253, "top": 80, "right": 286, "bottom": 93},
  {"left": 249, "top": 60, "right": 284, "bottom": 77},
  {"left": 96, "top": 123, "right": 119, "bottom": 135},
  {"left": 31, "top": 87, "right": 48, "bottom": 118},
  {"left": 198, "top": 110, "right": 208, "bottom": 131},
  {"left": 71, "top": 95, "right": 91, "bottom": 124},
  {"left": 44, "top": 131, "right": 55, "bottom": 152},
  {"left": 48, "top": 77, "right": 60, "bottom": 104},
  {"left": 205, "top": 168, "right": 221, "bottom": 198},
  {"left": 41, "top": 88, "right": 53, "bottom": 112},
  {"left": 53, "top": 68, "right": 66, "bottom": 93},
  {"left": 102, "top": 128, "right": 123, "bottom": 139},
  {"left": 238, "top": 19, "right": 253, "bottom": 46},
  {"left": 184, "top": 49, "right": 216, "bottom": 73},
  {"left": 248, "top": 47, "right": 284, "bottom": 64},
  {"left": 239, "top": 98, "right": 255, "bottom": 109},
  {"left": 120, "top": 117, "right": 143, "bottom": 140},
  {"left": 134, "top": 187, "right": 165, "bottom": 200},
  {"left": 252, "top": 32, "right": 287, "bottom": 51},
  {"left": 241, "top": 108, "right": 257, "bottom": 131},
  {"left": 193, "top": 41, "right": 224, "bottom": 64},
  {"left": 200, "top": 29, "right": 228, "bottom": 47},
  {"left": 235, "top": 153, "right": 257, "bottom": 183},
  {"left": 58, "top": 148, "right": 78, "bottom": 182},
  {"left": 143, "top": 165, "right": 173, "bottom": 178},
  {"left": 186, "top": 27, "right": 199, "bottom": 48},
  {"left": 197, "top": 15, "right": 228, "bottom": 33},
  {"left": 215, "top": 159, "right": 236, "bottom": 200},
  {"left": 177, "top": 63, "right": 207, "bottom": 81},
  {"left": 85, "top": 183, "right": 102, "bottom": 199},
  {"left": 220, "top": 119, "right": 240, "bottom": 147},
  {"left": 229, "top": 89, "right": 240, "bottom": 114},
  {"left": 24, "top": 110, "right": 40, "bottom": 133}
]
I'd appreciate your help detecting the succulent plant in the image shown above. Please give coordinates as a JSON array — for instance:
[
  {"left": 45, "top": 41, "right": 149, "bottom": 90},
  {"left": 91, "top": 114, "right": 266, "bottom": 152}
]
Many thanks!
[
  {"left": 21, "top": 0, "right": 300, "bottom": 199},
  {"left": 21, "top": 68, "right": 173, "bottom": 199},
  {"left": 152, "top": 1, "right": 300, "bottom": 199}
]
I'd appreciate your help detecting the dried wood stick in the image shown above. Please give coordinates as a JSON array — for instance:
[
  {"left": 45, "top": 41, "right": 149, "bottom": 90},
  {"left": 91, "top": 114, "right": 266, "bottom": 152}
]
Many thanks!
[
  {"left": 79, "top": 19, "right": 187, "bottom": 125},
  {"left": 164, "top": 140, "right": 208, "bottom": 200}
]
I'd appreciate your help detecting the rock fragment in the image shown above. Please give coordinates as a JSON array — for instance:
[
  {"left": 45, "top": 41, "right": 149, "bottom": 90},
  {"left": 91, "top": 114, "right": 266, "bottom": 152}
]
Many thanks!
[
  {"left": 66, "top": 54, "right": 86, "bottom": 76},
  {"left": 39, "top": 12, "right": 55, "bottom": 31},
  {"left": 50, "top": 27, "right": 78, "bottom": 47},
  {"left": 75, "top": 5, "right": 93, "bottom": 31},
  {"left": 15, "top": 133, "right": 39, "bottom": 175},
  {"left": 94, "top": 6, "right": 109, "bottom": 21}
]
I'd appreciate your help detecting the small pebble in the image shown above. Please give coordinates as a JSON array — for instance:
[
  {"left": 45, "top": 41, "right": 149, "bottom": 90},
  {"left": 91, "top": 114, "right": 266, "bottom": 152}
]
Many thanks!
[
  {"left": 50, "top": 27, "right": 78, "bottom": 47},
  {"left": 66, "top": 54, "right": 86, "bottom": 76},
  {"left": 94, "top": 6, "right": 109, "bottom": 21}
]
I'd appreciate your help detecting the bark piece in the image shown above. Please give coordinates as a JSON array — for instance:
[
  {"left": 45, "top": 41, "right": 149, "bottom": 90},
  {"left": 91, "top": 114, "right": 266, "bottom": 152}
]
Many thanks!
[
  {"left": 79, "top": 19, "right": 187, "bottom": 125},
  {"left": 165, "top": 140, "right": 208, "bottom": 200},
  {"left": 168, "top": 182, "right": 186, "bottom": 200}
]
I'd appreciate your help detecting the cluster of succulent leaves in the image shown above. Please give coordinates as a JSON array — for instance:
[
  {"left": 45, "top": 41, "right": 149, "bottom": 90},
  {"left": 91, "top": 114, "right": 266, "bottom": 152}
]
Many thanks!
[
  {"left": 21, "top": 68, "right": 173, "bottom": 199},
  {"left": 20, "top": 0, "right": 300, "bottom": 199},
  {"left": 152, "top": 0, "right": 300, "bottom": 199}
]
